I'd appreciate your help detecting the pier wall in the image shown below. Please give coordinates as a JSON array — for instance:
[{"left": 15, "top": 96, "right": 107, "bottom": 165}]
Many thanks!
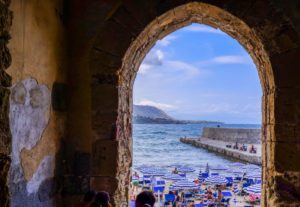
[
  {"left": 202, "top": 128, "right": 261, "bottom": 144},
  {"left": 180, "top": 138, "right": 261, "bottom": 165}
]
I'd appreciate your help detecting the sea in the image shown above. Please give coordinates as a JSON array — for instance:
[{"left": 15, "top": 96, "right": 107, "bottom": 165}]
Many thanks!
[{"left": 132, "top": 123, "right": 261, "bottom": 177}]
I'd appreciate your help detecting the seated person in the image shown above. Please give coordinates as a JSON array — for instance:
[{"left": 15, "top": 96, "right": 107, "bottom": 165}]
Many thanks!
[
  {"left": 207, "top": 192, "right": 213, "bottom": 200},
  {"left": 172, "top": 168, "right": 179, "bottom": 174},
  {"left": 233, "top": 142, "right": 239, "bottom": 149},
  {"left": 215, "top": 189, "right": 223, "bottom": 203},
  {"left": 250, "top": 144, "right": 257, "bottom": 153}
]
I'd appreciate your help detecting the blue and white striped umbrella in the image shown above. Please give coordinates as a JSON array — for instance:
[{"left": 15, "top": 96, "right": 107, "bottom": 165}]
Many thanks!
[
  {"left": 229, "top": 163, "right": 245, "bottom": 168},
  {"left": 242, "top": 164, "right": 261, "bottom": 171},
  {"left": 168, "top": 164, "right": 183, "bottom": 168},
  {"left": 233, "top": 185, "right": 239, "bottom": 194},
  {"left": 246, "top": 172, "right": 262, "bottom": 180},
  {"left": 205, "top": 175, "right": 228, "bottom": 185},
  {"left": 170, "top": 180, "right": 199, "bottom": 190},
  {"left": 163, "top": 174, "right": 185, "bottom": 181},
  {"left": 140, "top": 167, "right": 167, "bottom": 176},
  {"left": 226, "top": 168, "right": 244, "bottom": 175},
  {"left": 244, "top": 184, "right": 261, "bottom": 194},
  {"left": 178, "top": 167, "right": 195, "bottom": 173},
  {"left": 210, "top": 164, "right": 228, "bottom": 171}
]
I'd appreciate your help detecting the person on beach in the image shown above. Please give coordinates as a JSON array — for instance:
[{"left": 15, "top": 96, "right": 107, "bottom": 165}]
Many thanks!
[
  {"left": 77, "top": 190, "right": 96, "bottom": 207},
  {"left": 187, "top": 200, "right": 195, "bottom": 207},
  {"left": 215, "top": 189, "right": 223, "bottom": 204},
  {"left": 135, "top": 191, "right": 156, "bottom": 207},
  {"left": 132, "top": 171, "right": 140, "bottom": 192},
  {"left": 95, "top": 191, "right": 112, "bottom": 207},
  {"left": 173, "top": 195, "right": 181, "bottom": 207},
  {"left": 172, "top": 167, "right": 178, "bottom": 174}
]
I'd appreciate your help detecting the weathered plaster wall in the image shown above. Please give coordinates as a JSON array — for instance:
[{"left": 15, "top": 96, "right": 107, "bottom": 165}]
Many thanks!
[
  {"left": 202, "top": 127, "right": 261, "bottom": 144},
  {"left": 7, "top": 0, "right": 67, "bottom": 206}
]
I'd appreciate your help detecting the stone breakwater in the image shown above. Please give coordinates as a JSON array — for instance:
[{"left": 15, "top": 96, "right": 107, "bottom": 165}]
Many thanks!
[
  {"left": 202, "top": 127, "right": 261, "bottom": 144},
  {"left": 180, "top": 137, "right": 261, "bottom": 165}
]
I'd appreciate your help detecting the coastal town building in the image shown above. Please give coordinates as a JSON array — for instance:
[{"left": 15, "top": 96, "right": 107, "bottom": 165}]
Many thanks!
[{"left": 0, "top": 0, "right": 300, "bottom": 206}]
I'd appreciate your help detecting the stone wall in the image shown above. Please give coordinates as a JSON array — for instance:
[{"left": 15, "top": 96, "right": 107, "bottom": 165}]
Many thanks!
[
  {"left": 0, "top": 1, "right": 300, "bottom": 207},
  {"left": 202, "top": 127, "right": 261, "bottom": 144},
  {"left": 0, "top": 0, "right": 12, "bottom": 206}
]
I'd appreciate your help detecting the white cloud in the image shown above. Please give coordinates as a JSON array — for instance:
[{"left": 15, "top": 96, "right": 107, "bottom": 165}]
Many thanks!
[
  {"left": 138, "top": 49, "right": 164, "bottom": 74},
  {"left": 136, "top": 99, "right": 176, "bottom": 111},
  {"left": 210, "top": 55, "right": 251, "bottom": 64},
  {"left": 157, "top": 35, "right": 177, "bottom": 46},
  {"left": 138, "top": 49, "right": 203, "bottom": 79},
  {"left": 183, "top": 24, "right": 224, "bottom": 34},
  {"left": 165, "top": 60, "right": 201, "bottom": 78}
]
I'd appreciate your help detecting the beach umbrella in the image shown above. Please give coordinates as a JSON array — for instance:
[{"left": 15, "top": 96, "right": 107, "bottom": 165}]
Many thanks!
[
  {"left": 210, "top": 164, "right": 228, "bottom": 171},
  {"left": 244, "top": 184, "right": 261, "bottom": 194},
  {"left": 204, "top": 175, "right": 228, "bottom": 185},
  {"left": 170, "top": 180, "right": 199, "bottom": 190},
  {"left": 241, "top": 164, "right": 261, "bottom": 171},
  {"left": 136, "top": 164, "right": 152, "bottom": 170},
  {"left": 168, "top": 164, "right": 183, "bottom": 168},
  {"left": 140, "top": 167, "right": 167, "bottom": 176},
  {"left": 232, "top": 185, "right": 239, "bottom": 194},
  {"left": 245, "top": 172, "right": 262, "bottom": 180},
  {"left": 162, "top": 174, "right": 185, "bottom": 181},
  {"left": 229, "top": 162, "right": 245, "bottom": 168},
  {"left": 226, "top": 168, "right": 244, "bottom": 175},
  {"left": 178, "top": 167, "right": 195, "bottom": 173}
]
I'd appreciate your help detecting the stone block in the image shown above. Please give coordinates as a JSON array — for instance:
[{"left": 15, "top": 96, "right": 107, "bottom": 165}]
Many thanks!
[
  {"left": 91, "top": 84, "right": 118, "bottom": 110},
  {"left": 265, "top": 124, "right": 299, "bottom": 142},
  {"left": 73, "top": 151, "right": 91, "bottom": 176},
  {"left": 51, "top": 82, "right": 67, "bottom": 112},
  {"left": 90, "top": 48, "right": 122, "bottom": 75},
  {"left": 274, "top": 174, "right": 300, "bottom": 203},
  {"left": 0, "top": 86, "right": 10, "bottom": 155},
  {"left": 274, "top": 141, "right": 300, "bottom": 172},
  {"left": 271, "top": 48, "right": 300, "bottom": 88},
  {"left": 93, "top": 20, "right": 133, "bottom": 59},
  {"left": 91, "top": 139, "right": 118, "bottom": 176},
  {"left": 90, "top": 176, "right": 118, "bottom": 196},
  {"left": 62, "top": 176, "right": 90, "bottom": 195}
]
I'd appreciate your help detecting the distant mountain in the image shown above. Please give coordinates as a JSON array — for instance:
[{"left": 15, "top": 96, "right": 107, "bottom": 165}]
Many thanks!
[{"left": 133, "top": 104, "right": 223, "bottom": 124}]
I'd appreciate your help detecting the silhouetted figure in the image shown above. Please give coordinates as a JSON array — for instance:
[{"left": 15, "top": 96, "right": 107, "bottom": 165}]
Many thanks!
[
  {"left": 89, "top": 202, "right": 102, "bottom": 207},
  {"left": 135, "top": 191, "right": 156, "bottom": 207},
  {"left": 95, "top": 191, "right": 111, "bottom": 207},
  {"left": 77, "top": 190, "right": 96, "bottom": 207}
]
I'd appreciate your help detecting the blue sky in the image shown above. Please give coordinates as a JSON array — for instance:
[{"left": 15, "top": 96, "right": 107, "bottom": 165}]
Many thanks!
[{"left": 133, "top": 24, "right": 262, "bottom": 124}]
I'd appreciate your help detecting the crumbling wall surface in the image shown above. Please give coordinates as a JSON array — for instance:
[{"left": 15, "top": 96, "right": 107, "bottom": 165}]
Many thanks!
[
  {"left": 0, "top": 0, "right": 12, "bottom": 206},
  {"left": 9, "top": 78, "right": 54, "bottom": 207},
  {"left": 7, "top": 0, "right": 67, "bottom": 206}
]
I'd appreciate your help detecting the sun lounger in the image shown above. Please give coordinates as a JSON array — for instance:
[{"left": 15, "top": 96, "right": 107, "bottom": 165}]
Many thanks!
[
  {"left": 165, "top": 194, "right": 176, "bottom": 203},
  {"left": 195, "top": 204, "right": 204, "bottom": 207}
]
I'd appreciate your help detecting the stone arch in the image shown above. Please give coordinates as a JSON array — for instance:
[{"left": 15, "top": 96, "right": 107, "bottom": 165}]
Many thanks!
[{"left": 89, "top": 1, "right": 300, "bottom": 207}]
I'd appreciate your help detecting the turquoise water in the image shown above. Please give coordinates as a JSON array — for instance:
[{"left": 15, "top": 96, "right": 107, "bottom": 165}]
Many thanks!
[{"left": 133, "top": 123, "right": 261, "bottom": 171}]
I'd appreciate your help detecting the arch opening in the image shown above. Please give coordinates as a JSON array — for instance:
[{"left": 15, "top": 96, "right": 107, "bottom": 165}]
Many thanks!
[
  {"left": 115, "top": 2, "right": 273, "bottom": 206},
  {"left": 131, "top": 22, "right": 263, "bottom": 206}
]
